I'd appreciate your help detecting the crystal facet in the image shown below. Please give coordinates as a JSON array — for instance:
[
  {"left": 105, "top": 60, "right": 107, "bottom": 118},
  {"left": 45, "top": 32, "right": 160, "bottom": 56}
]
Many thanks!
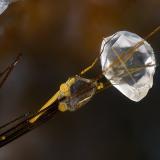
[{"left": 100, "top": 31, "right": 156, "bottom": 102}]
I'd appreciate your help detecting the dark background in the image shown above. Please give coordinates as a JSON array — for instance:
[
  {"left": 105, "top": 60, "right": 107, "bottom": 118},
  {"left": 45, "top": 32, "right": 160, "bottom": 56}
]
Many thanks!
[{"left": 0, "top": 0, "right": 160, "bottom": 160}]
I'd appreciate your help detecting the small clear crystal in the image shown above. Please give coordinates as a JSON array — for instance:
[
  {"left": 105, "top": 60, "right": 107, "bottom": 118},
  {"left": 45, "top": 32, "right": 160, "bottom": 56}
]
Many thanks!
[{"left": 100, "top": 31, "right": 156, "bottom": 102}]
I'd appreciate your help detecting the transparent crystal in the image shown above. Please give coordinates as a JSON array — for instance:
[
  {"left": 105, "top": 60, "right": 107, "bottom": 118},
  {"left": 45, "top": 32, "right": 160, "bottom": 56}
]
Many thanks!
[
  {"left": 100, "top": 31, "right": 156, "bottom": 102},
  {"left": 0, "top": 0, "right": 10, "bottom": 15}
]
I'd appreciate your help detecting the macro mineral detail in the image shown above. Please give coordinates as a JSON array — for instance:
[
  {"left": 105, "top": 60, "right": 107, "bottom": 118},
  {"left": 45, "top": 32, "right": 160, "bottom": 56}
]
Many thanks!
[{"left": 100, "top": 31, "right": 156, "bottom": 102}]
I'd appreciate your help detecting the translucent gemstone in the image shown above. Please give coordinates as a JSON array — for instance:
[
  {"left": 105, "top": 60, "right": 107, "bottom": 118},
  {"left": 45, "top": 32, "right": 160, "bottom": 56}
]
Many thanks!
[
  {"left": 0, "top": 0, "right": 10, "bottom": 15},
  {"left": 100, "top": 31, "right": 156, "bottom": 102}
]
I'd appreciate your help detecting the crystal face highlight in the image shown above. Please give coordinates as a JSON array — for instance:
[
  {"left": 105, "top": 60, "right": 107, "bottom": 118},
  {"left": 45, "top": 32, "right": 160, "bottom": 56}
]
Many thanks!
[{"left": 100, "top": 31, "right": 156, "bottom": 102}]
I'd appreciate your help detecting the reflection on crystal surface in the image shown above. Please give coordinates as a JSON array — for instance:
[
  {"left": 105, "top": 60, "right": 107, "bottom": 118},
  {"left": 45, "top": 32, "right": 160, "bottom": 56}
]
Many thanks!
[{"left": 100, "top": 31, "right": 156, "bottom": 102}]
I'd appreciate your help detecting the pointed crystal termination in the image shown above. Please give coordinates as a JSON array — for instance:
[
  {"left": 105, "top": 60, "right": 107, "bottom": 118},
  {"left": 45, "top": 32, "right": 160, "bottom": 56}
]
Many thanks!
[{"left": 100, "top": 31, "right": 156, "bottom": 102}]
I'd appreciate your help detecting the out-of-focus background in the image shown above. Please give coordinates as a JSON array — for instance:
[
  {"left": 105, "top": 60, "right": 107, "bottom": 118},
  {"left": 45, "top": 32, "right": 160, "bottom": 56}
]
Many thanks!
[{"left": 0, "top": 0, "right": 160, "bottom": 160}]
